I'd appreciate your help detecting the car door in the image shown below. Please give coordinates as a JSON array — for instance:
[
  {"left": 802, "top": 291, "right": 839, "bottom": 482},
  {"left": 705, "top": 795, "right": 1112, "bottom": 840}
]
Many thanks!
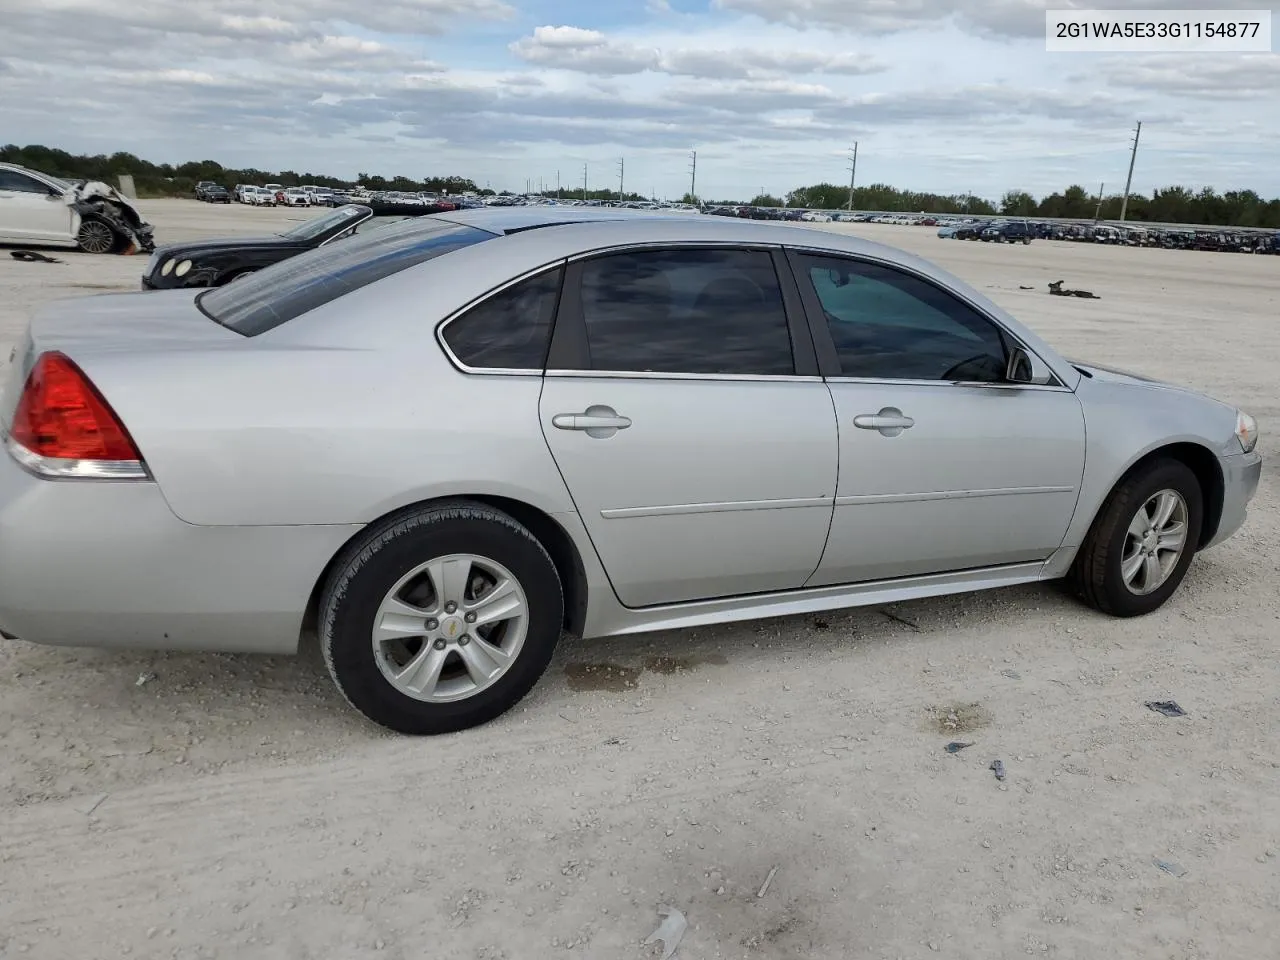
[
  {"left": 0, "top": 169, "right": 72, "bottom": 243},
  {"left": 539, "top": 245, "right": 838, "bottom": 608},
  {"left": 787, "top": 250, "right": 1086, "bottom": 587}
]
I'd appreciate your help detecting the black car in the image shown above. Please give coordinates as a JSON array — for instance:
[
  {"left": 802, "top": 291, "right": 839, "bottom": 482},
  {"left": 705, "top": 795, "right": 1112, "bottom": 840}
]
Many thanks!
[
  {"left": 140, "top": 203, "right": 425, "bottom": 290},
  {"left": 194, "top": 182, "right": 228, "bottom": 202},
  {"left": 981, "top": 220, "right": 1032, "bottom": 244}
]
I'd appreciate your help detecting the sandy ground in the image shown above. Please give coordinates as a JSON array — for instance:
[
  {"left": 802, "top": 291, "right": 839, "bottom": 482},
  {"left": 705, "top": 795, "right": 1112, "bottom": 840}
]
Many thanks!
[{"left": 0, "top": 201, "right": 1277, "bottom": 960}]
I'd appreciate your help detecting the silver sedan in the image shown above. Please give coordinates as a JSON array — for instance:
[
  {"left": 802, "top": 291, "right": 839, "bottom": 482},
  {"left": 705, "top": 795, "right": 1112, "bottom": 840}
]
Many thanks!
[{"left": 0, "top": 208, "right": 1261, "bottom": 733}]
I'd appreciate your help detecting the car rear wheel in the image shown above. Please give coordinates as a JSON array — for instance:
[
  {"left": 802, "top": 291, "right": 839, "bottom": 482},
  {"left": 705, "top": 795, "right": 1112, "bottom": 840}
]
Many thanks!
[
  {"left": 320, "top": 501, "right": 564, "bottom": 734},
  {"left": 76, "top": 218, "right": 117, "bottom": 254},
  {"left": 1070, "top": 459, "right": 1203, "bottom": 617}
]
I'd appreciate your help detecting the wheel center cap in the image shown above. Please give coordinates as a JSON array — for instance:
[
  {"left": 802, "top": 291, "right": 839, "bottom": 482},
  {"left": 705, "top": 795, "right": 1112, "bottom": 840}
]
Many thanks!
[{"left": 439, "top": 616, "right": 465, "bottom": 640}]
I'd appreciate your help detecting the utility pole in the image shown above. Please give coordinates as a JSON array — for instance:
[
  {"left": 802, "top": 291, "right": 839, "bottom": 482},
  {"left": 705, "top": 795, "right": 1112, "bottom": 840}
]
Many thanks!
[
  {"left": 1093, "top": 181, "right": 1105, "bottom": 221},
  {"left": 688, "top": 150, "right": 697, "bottom": 203},
  {"left": 582, "top": 162, "right": 588, "bottom": 201},
  {"left": 556, "top": 169, "right": 560, "bottom": 200},
  {"left": 847, "top": 142, "right": 858, "bottom": 211},
  {"left": 617, "top": 157, "right": 624, "bottom": 202},
  {"left": 1119, "top": 121, "right": 1142, "bottom": 222}
]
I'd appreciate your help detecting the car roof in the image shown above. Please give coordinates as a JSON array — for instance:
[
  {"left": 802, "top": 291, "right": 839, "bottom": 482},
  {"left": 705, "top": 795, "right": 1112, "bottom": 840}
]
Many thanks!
[{"left": 435, "top": 205, "right": 705, "bottom": 235}]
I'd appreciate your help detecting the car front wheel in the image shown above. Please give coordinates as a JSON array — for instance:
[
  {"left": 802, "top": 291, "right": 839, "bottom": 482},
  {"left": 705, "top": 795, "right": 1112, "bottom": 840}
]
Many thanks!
[
  {"left": 321, "top": 501, "right": 564, "bottom": 734},
  {"left": 76, "top": 218, "right": 117, "bottom": 254},
  {"left": 1070, "top": 459, "right": 1203, "bottom": 617}
]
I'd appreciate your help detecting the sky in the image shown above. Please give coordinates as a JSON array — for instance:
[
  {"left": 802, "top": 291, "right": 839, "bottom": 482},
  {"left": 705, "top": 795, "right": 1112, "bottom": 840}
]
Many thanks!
[{"left": 2, "top": 0, "right": 1278, "bottom": 200}]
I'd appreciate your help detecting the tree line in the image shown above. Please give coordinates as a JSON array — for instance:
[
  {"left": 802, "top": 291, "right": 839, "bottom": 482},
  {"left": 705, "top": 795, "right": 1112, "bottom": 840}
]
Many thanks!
[{"left": 4, "top": 144, "right": 1277, "bottom": 228}]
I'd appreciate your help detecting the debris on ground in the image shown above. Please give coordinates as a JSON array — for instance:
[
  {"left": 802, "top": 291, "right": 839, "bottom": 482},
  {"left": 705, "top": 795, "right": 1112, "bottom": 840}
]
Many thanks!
[
  {"left": 880, "top": 608, "right": 920, "bottom": 630},
  {"left": 1145, "top": 700, "right": 1187, "bottom": 718},
  {"left": 1019, "top": 284, "right": 1035, "bottom": 290},
  {"left": 1001, "top": 669, "right": 1022, "bottom": 680},
  {"left": 1048, "top": 280, "right": 1101, "bottom": 299},
  {"left": 135, "top": 672, "right": 156, "bottom": 687},
  {"left": 643, "top": 906, "right": 687, "bottom": 960},
  {"left": 756, "top": 866, "right": 779, "bottom": 899},
  {"left": 812, "top": 618, "right": 830, "bottom": 630},
  {"left": 10, "top": 251, "right": 63, "bottom": 264},
  {"left": 944, "top": 741, "right": 975, "bottom": 754},
  {"left": 1154, "top": 858, "right": 1187, "bottom": 877},
  {"left": 990, "top": 760, "right": 1007, "bottom": 781},
  {"left": 83, "top": 793, "right": 109, "bottom": 816}
]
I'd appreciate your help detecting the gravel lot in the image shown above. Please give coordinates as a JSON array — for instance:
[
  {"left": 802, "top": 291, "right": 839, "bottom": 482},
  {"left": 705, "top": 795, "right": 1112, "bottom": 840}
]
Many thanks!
[{"left": 1, "top": 200, "right": 1277, "bottom": 960}]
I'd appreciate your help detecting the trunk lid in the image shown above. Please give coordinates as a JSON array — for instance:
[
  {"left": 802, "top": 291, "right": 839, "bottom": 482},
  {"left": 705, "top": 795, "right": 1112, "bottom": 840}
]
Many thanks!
[{"left": 1, "top": 290, "right": 242, "bottom": 430}]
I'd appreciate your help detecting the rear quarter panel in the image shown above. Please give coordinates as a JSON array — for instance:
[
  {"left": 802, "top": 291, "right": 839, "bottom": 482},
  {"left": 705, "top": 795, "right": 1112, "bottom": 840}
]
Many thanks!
[{"left": 77, "top": 248, "right": 579, "bottom": 527}]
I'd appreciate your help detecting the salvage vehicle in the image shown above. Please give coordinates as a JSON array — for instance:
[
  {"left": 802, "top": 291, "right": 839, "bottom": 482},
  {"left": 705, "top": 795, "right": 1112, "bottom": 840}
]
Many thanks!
[
  {"left": 0, "top": 208, "right": 1261, "bottom": 735},
  {"left": 140, "top": 202, "right": 423, "bottom": 289},
  {"left": 202, "top": 185, "right": 232, "bottom": 204},
  {"left": 282, "top": 187, "right": 311, "bottom": 207},
  {"left": 0, "top": 162, "right": 155, "bottom": 253}
]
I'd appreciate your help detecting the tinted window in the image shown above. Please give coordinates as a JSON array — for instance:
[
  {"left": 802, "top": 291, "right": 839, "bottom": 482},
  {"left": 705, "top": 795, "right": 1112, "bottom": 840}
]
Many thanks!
[
  {"left": 198, "top": 218, "right": 493, "bottom": 336},
  {"left": 576, "top": 248, "right": 793, "bottom": 375},
  {"left": 800, "top": 255, "right": 1007, "bottom": 382},
  {"left": 442, "top": 267, "right": 563, "bottom": 370},
  {"left": 0, "top": 171, "right": 46, "bottom": 194}
]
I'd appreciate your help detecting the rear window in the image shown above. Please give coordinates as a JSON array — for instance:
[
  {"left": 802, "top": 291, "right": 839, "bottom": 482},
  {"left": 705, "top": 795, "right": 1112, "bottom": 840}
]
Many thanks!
[{"left": 197, "top": 218, "right": 495, "bottom": 336}]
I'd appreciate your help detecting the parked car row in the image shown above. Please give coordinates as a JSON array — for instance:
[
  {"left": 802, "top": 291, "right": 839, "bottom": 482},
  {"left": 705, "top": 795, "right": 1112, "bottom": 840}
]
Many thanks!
[{"left": 936, "top": 217, "right": 1279, "bottom": 253}]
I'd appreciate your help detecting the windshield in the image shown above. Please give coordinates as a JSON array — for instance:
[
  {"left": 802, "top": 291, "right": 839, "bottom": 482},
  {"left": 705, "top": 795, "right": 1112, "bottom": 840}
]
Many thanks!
[
  {"left": 198, "top": 216, "right": 494, "bottom": 336},
  {"left": 278, "top": 205, "right": 368, "bottom": 242}
]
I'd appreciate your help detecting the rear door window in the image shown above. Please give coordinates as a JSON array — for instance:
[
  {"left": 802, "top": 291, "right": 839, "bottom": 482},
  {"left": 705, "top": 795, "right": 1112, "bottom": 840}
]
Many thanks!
[
  {"left": 197, "top": 218, "right": 494, "bottom": 336},
  {"left": 565, "top": 247, "right": 794, "bottom": 375}
]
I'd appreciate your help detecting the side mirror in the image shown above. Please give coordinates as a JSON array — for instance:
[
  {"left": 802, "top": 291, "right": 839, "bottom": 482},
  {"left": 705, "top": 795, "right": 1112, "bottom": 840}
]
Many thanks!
[
  {"left": 1006, "top": 346, "right": 1033, "bottom": 383},
  {"left": 1006, "top": 345, "right": 1055, "bottom": 385}
]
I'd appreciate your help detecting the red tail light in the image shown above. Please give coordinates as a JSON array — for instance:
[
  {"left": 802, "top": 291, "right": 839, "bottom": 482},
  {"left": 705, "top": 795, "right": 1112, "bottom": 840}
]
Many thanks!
[{"left": 9, "top": 351, "right": 144, "bottom": 468}]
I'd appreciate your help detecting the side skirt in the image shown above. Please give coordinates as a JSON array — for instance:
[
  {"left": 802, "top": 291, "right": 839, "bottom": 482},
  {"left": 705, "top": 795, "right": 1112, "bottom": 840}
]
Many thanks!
[{"left": 585, "top": 561, "right": 1050, "bottom": 639}]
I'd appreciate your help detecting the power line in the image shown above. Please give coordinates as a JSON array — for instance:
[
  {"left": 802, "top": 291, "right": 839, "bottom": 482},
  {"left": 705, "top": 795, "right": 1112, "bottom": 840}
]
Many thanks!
[{"left": 1120, "top": 121, "right": 1142, "bottom": 222}]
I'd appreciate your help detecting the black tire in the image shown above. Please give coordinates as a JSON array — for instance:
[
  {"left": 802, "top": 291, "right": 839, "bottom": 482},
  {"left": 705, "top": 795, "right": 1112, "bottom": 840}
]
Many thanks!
[
  {"left": 1069, "top": 459, "right": 1203, "bottom": 617},
  {"left": 320, "top": 500, "right": 564, "bottom": 734},
  {"left": 76, "top": 218, "right": 118, "bottom": 254}
]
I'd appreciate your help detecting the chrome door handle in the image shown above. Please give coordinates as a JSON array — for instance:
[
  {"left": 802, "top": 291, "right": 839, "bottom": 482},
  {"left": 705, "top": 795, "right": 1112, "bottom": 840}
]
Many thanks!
[
  {"left": 853, "top": 407, "right": 914, "bottom": 437},
  {"left": 552, "top": 405, "right": 632, "bottom": 436},
  {"left": 853, "top": 415, "right": 914, "bottom": 429},
  {"left": 552, "top": 414, "right": 632, "bottom": 430}
]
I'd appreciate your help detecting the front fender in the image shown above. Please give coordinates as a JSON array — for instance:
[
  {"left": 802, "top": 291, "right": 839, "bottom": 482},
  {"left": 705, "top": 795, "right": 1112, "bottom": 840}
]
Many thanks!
[{"left": 1056, "top": 376, "right": 1237, "bottom": 557}]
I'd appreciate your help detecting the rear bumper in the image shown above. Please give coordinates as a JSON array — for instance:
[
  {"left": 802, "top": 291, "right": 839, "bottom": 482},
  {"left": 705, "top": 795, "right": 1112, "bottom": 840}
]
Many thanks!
[
  {"left": 0, "top": 449, "right": 362, "bottom": 654},
  {"left": 1203, "top": 450, "right": 1262, "bottom": 549}
]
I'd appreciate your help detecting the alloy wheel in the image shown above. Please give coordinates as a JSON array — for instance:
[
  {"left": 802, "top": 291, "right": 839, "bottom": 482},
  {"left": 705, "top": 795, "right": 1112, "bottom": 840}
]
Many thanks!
[
  {"left": 1120, "top": 489, "right": 1189, "bottom": 596},
  {"left": 371, "top": 553, "right": 529, "bottom": 703}
]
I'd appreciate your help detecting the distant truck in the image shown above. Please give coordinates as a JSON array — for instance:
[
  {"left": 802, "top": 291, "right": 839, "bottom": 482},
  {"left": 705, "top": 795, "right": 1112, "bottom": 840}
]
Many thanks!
[{"left": 981, "top": 220, "right": 1033, "bottom": 244}]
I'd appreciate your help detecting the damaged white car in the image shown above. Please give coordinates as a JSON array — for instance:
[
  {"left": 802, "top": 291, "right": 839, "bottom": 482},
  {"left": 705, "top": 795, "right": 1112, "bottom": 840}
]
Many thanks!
[{"left": 0, "top": 162, "right": 155, "bottom": 254}]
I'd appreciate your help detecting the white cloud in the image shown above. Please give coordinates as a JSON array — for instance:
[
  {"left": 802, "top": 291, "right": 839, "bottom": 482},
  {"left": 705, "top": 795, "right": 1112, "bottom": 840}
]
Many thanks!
[
  {"left": 713, "top": 0, "right": 1280, "bottom": 39},
  {"left": 510, "top": 25, "right": 885, "bottom": 79},
  {"left": 0, "top": 0, "right": 1275, "bottom": 200}
]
